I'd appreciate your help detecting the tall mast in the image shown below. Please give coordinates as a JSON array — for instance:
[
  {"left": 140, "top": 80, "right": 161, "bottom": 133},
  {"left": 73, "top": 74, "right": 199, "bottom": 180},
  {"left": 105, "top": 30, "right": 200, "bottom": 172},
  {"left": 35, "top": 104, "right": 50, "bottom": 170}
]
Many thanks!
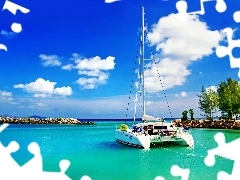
[{"left": 141, "top": 6, "right": 146, "bottom": 115}]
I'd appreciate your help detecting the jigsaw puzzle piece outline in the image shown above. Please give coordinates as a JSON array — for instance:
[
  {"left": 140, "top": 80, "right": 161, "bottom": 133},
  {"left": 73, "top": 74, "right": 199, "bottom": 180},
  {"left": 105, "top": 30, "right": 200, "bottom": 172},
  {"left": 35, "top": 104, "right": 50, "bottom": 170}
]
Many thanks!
[
  {"left": 171, "top": 165, "right": 190, "bottom": 180},
  {"left": 216, "top": 28, "right": 240, "bottom": 78},
  {"left": 0, "top": 141, "right": 22, "bottom": 178},
  {"left": 204, "top": 132, "right": 240, "bottom": 180},
  {"left": 154, "top": 165, "right": 190, "bottom": 180},
  {"left": 2, "top": 0, "right": 30, "bottom": 15},
  {"left": 176, "top": 0, "right": 227, "bottom": 16},
  {"left": 233, "top": 11, "right": 240, "bottom": 23}
]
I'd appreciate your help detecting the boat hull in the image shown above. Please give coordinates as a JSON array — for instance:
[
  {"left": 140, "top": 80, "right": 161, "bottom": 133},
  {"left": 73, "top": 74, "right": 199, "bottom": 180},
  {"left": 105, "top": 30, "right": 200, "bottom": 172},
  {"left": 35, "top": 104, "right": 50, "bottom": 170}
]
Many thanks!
[
  {"left": 115, "top": 129, "right": 194, "bottom": 149},
  {"left": 115, "top": 129, "right": 151, "bottom": 149}
]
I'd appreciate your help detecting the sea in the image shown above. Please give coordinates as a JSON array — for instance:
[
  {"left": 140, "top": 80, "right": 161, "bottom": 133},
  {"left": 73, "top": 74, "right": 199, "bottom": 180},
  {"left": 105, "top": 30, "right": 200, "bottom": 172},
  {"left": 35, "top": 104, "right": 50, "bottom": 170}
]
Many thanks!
[{"left": 0, "top": 119, "right": 238, "bottom": 180}]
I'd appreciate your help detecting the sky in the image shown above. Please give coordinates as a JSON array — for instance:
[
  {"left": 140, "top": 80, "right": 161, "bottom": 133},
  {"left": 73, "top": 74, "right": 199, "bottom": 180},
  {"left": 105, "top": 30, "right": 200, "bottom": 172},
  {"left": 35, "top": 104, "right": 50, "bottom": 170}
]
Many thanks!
[{"left": 0, "top": 0, "right": 240, "bottom": 119}]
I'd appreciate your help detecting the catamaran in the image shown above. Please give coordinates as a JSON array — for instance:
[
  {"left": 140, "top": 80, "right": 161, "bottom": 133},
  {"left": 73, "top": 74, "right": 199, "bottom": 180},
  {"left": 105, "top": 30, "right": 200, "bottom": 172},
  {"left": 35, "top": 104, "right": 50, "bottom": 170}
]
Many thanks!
[{"left": 115, "top": 6, "right": 194, "bottom": 149}]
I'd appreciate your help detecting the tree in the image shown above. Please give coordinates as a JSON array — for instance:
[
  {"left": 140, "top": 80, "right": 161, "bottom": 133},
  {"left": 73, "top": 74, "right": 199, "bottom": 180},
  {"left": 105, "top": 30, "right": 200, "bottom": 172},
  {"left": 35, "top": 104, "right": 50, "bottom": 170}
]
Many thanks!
[
  {"left": 189, "top": 109, "right": 195, "bottom": 120},
  {"left": 217, "top": 78, "right": 240, "bottom": 119},
  {"left": 181, "top": 110, "right": 188, "bottom": 121},
  {"left": 197, "top": 86, "right": 219, "bottom": 120}
]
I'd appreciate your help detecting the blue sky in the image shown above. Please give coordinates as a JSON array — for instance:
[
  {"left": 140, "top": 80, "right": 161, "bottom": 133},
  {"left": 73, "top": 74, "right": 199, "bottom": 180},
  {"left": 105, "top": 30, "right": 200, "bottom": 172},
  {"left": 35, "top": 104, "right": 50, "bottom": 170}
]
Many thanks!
[{"left": 0, "top": 0, "right": 239, "bottom": 119}]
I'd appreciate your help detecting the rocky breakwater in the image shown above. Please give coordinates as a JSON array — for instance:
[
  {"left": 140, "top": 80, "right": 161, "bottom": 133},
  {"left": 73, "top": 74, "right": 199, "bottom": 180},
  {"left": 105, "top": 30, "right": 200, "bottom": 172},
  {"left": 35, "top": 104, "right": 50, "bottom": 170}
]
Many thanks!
[
  {"left": 0, "top": 117, "right": 97, "bottom": 125},
  {"left": 172, "top": 119, "right": 240, "bottom": 130}
]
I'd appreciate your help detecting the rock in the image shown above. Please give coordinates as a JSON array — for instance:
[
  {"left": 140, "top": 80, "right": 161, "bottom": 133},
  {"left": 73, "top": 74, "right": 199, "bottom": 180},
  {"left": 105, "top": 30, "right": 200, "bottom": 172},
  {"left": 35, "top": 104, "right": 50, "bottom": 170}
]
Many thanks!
[{"left": 0, "top": 117, "right": 97, "bottom": 125}]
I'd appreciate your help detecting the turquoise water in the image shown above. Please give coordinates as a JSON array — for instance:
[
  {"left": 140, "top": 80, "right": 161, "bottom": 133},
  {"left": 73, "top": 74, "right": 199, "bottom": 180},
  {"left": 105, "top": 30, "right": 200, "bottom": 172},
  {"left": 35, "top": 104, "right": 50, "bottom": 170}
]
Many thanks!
[{"left": 0, "top": 121, "right": 238, "bottom": 180}]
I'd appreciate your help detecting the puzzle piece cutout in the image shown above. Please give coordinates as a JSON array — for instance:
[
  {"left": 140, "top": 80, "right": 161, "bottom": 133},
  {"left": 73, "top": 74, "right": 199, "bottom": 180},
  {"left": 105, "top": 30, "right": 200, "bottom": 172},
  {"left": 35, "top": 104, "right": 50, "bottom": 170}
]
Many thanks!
[
  {"left": 176, "top": 0, "right": 227, "bottom": 16},
  {"left": 154, "top": 165, "right": 190, "bottom": 180},
  {"left": 233, "top": 11, "right": 240, "bottom": 23},
  {"left": 105, "top": 0, "right": 120, "bottom": 3},
  {"left": 204, "top": 132, "right": 240, "bottom": 180},
  {"left": 0, "top": 43, "right": 8, "bottom": 51},
  {"left": 2, "top": 0, "right": 30, "bottom": 15},
  {"left": 0, "top": 133, "right": 91, "bottom": 180},
  {"left": 215, "top": 28, "right": 240, "bottom": 78},
  {"left": 2, "top": 0, "right": 30, "bottom": 33},
  {"left": 0, "top": 141, "right": 21, "bottom": 179},
  {"left": 0, "top": 0, "right": 30, "bottom": 51}
]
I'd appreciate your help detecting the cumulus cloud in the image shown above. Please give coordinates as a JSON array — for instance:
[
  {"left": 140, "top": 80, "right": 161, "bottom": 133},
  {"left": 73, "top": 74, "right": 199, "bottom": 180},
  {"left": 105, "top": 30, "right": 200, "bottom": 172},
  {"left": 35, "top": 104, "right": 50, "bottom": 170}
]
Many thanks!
[
  {"left": 75, "top": 77, "right": 106, "bottom": 89},
  {"left": 75, "top": 56, "right": 115, "bottom": 89},
  {"left": 36, "top": 102, "right": 47, "bottom": 107},
  {"left": 1, "top": 30, "right": 15, "bottom": 37},
  {"left": 174, "top": 91, "right": 187, "bottom": 97},
  {"left": 180, "top": 91, "right": 187, "bottom": 97},
  {"left": 75, "top": 56, "right": 115, "bottom": 70},
  {"left": 0, "top": 91, "right": 12, "bottom": 97},
  {"left": 62, "top": 54, "right": 116, "bottom": 89},
  {"left": 206, "top": 85, "right": 217, "bottom": 92},
  {"left": 144, "top": 58, "right": 190, "bottom": 91},
  {"left": 0, "top": 90, "right": 14, "bottom": 103},
  {"left": 14, "top": 78, "right": 72, "bottom": 97},
  {"left": 62, "top": 64, "right": 74, "bottom": 70},
  {"left": 39, "top": 54, "right": 62, "bottom": 67},
  {"left": 53, "top": 86, "right": 72, "bottom": 96},
  {"left": 33, "top": 93, "right": 51, "bottom": 98},
  {"left": 145, "top": 13, "right": 223, "bottom": 92}
]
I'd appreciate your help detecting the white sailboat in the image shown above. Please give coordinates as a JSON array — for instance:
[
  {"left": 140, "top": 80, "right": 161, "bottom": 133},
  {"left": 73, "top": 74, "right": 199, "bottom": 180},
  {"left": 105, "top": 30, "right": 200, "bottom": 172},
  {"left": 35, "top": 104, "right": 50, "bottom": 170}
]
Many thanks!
[{"left": 115, "top": 6, "right": 194, "bottom": 149}]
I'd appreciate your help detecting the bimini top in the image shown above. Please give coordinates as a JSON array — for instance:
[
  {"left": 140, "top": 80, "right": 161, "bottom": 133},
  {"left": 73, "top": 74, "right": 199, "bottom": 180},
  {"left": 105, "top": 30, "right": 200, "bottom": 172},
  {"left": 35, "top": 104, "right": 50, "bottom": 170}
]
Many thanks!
[{"left": 142, "top": 114, "right": 164, "bottom": 122}]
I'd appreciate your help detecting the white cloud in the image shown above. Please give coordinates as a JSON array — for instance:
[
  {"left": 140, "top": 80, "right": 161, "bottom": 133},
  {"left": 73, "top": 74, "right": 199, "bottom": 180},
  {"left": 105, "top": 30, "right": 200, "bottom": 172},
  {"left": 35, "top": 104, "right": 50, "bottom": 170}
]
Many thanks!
[
  {"left": 39, "top": 54, "right": 62, "bottom": 67},
  {"left": 0, "top": 90, "right": 15, "bottom": 104},
  {"left": 180, "top": 91, "right": 187, "bottom": 97},
  {"left": 206, "top": 85, "right": 217, "bottom": 92},
  {"left": 1, "top": 30, "right": 14, "bottom": 37},
  {"left": 145, "top": 13, "right": 223, "bottom": 92},
  {"left": 174, "top": 91, "right": 187, "bottom": 97},
  {"left": 75, "top": 56, "right": 115, "bottom": 89},
  {"left": 14, "top": 78, "right": 72, "bottom": 97},
  {"left": 62, "top": 54, "right": 115, "bottom": 89},
  {"left": 75, "top": 56, "right": 115, "bottom": 70},
  {"left": 0, "top": 91, "right": 12, "bottom": 97},
  {"left": 62, "top": 64, "right": 74, "bottom": 70},
  {"left": 75, "top": 77, "right": 103, "bottom": 89},
  {"left": 144, "top": 58, "right": 190, "bottom": 91},
  {"left": 36, "top": 103, "right": 47, "bottom": 107},
  {"left": 27, "top": 102, "right": 52, "bottom": 110},
  {"left": 33, "top": 93, "right": 50, "bottom": 98},
  {"left": 53, "top": 86, "right": 72, "bottom": 96},
  {"left": 14, "top": 84, "right": 24, "bottom": 88}
]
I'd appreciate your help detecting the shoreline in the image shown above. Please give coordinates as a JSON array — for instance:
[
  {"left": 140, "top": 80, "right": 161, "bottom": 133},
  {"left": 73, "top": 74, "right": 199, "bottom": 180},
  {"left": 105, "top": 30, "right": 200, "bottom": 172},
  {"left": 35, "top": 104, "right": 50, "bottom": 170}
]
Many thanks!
[
  {"left": 0, "top": 117, "right": 97, "bottom": 125},
  {"left": 173, "top": 119, "right": 240, "bottom": 130}
]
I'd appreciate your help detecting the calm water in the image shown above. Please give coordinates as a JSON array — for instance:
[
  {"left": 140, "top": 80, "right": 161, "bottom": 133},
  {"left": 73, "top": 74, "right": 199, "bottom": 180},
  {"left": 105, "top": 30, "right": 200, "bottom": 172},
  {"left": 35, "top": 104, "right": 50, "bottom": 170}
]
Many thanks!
[{"left": 0, "top": 121, "right": 238, "bottom": 180}]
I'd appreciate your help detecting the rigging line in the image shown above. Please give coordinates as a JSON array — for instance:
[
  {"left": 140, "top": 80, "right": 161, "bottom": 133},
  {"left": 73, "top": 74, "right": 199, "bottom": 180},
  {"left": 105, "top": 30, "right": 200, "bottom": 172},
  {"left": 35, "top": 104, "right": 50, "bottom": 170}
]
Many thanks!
[
  {"left": 143, "top": 27, "right": 173, "bottom": 118},
  {"left": 125, "top": 35, "right": 142, "bottom": 121}
]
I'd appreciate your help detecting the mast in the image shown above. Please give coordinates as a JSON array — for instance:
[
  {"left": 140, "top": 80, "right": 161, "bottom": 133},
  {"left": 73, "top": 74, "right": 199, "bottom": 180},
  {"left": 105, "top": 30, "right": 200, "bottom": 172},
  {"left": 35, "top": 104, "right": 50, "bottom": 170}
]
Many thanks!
[{"left": 141, "top": 6, "right": 146, "bottom": 116}]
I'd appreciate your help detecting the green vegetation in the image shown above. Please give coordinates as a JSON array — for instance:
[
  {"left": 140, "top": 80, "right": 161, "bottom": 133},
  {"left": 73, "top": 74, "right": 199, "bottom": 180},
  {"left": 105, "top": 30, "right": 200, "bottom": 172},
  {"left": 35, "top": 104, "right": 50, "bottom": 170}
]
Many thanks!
[
  {"left": 181, "top": 110, "right": 188, "bottom": 121},
  {"left": 217, "top": 78, "right": 240, "bottom": 119},
  {"left": 189, "top": 109, "right": 195, "bottom": 120},
  {"left": 197, "top": 85, "right": 218, "bottom": 120},
  {"left": 181, "top": 109, "right": 195, "bottom": 121},
  {"left": 197, "top": 77, "right": 240, "bottom": 120}
]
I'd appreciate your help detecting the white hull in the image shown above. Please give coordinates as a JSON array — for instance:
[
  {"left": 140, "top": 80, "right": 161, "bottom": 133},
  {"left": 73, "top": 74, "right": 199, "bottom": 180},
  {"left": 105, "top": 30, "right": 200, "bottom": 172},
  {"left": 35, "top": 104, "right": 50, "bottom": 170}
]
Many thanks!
[
  {"left": 115, "top": 129, "right": 151, "bottom": 149},
  {"left": 115, "top": 127, "right": 194, "bottom": 149}
]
